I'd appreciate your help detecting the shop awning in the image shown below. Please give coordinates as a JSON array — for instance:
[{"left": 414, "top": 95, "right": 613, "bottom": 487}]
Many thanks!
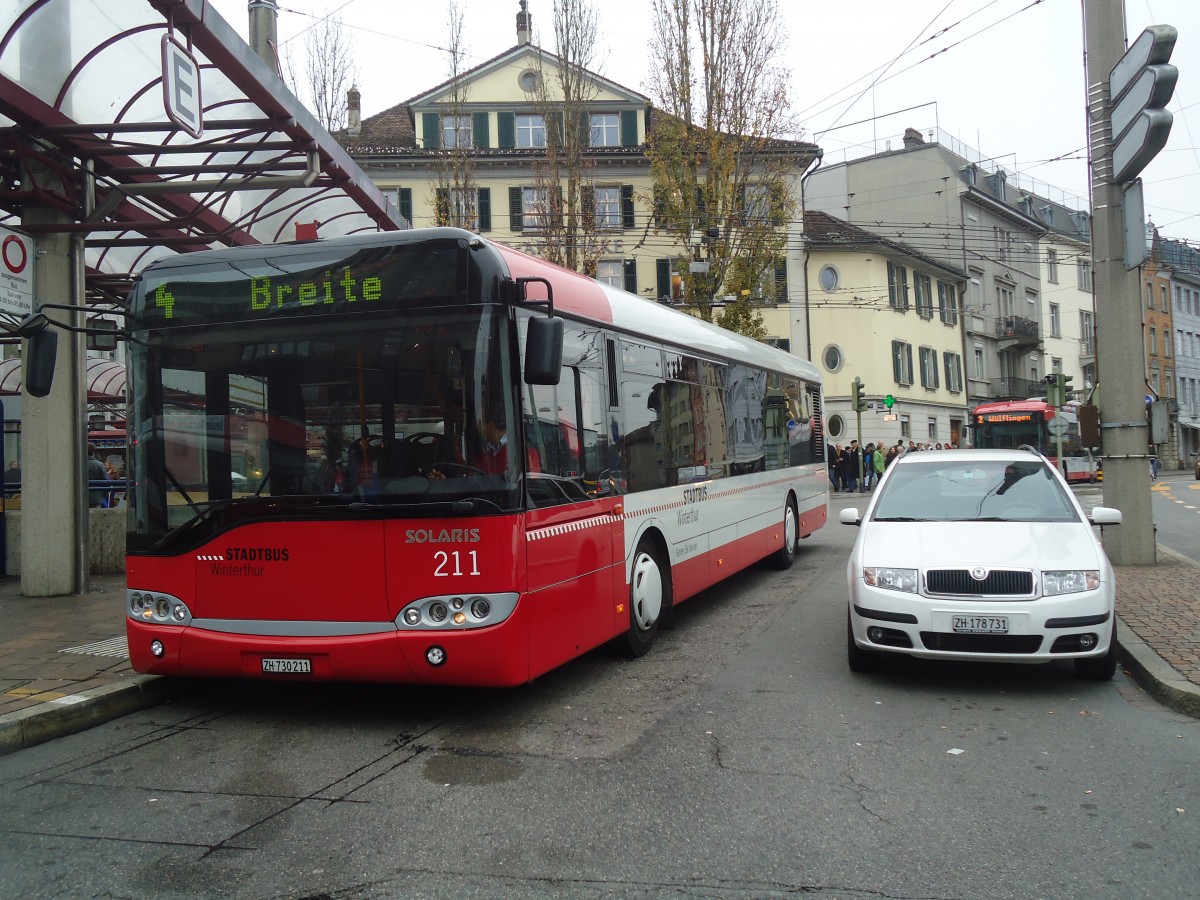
[{"left": 0, "top": 356, "right": 125, "bottom": 401}]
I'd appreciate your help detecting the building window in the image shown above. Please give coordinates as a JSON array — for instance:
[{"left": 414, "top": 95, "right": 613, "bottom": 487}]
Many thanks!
[
  {"left": 593, "top": 186, "right": 621, "bottom": 228},
  {"left": 1047, "top": 248, "right": 1059, "bottom": 283},
  {"left": 996, "top": 284, "right": 1015, "bottom": 317},
  {"left": 1146, "top": 281, "right": 1154, "bottom": 309},
  {"left": 590, "top": 113, "right": 620, "bottom": 147},
  {"left": 974, "top": 344, "right": 985, "bottom": 380},
  {"left": 943, "top": 352, "right": 963, "bottom": 392},
  {"left": 1149, "top": 327, "right": 1157, "bottom": 355},
  {"left": 995, "top": 226, "right": 1012, "bottom": 261},
  {"left": 937, "top": 281, "right": 958, "bottom": 325},
  {"left": 819, "top": 265, "right": 840, "bottom": 292},
  {"left": 595, "top": 260, "right": 623, "bottom": 287},
  {"left": 888, "top": 262, "right": 910, "bottom": 310},
  {"left": 914, "top": 273, "right": 934, "bottom": 318},
  {"left": 1049, "top": 303, "right": 1061, "bottom": 337},
  {"left": 1078, "top": 257, "right": 1091, "bottom": 291},
  {"left": 823, "top": 345, "right": 843, "bottom": 373},
  {"left": 742, "top": 183, "right": 778, "bottom": 225},
  {"left": 892, "top": 340, "right": 914, "bottom": 385},
  {"left": 522, "top": 186, "right": 548, "bottom": 230},
  {"left": 1080, "top": 310, "right": 1094, "bottom": 355},
  {"left": 440, "top": 115, "right": 472, "bottom": 149},
  {"left": 928, "top": 417, "right": 938, "bottom": 441},
  {"left": 515, "top": 114, "right": 546, "bottom": 148},
  {"left": 968, "top": 270, "right": 984, "bottom": 313},
  {"left": 919, "top": 346, "right": 940, "bottom": 389},
  {"left": 899, "top": 414, "right": 911, "bottom": 438}
]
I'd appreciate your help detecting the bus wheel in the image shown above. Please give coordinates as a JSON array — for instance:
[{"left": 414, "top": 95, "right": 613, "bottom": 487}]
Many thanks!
[
  {"left": 617, "top": 538, "right": 667, "bottom": 657},
  {"left": 769, "top": 498, "right": 799, "bottom": 570}
]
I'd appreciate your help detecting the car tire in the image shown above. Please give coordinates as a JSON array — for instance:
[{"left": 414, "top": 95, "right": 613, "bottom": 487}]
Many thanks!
[
  {"left": 768, "top": 497, "right": 799, "bottom": 570},
  {"left": 1074, "top": 636, "right": 1118, "bottom": 681},
  {"left": 847, "top": 611, "right": 881, "bottom": 673},
  {"left": 614, "top": 538, "right": 668, "bottom": 657}
]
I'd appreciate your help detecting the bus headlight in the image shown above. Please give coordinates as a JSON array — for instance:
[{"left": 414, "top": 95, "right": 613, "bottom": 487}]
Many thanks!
[
  {"left": 128, "top": 590, "right": 191, "bottom": 626},
  {"left": 395, "top": 593, "right": 518, "bottom": 631}
]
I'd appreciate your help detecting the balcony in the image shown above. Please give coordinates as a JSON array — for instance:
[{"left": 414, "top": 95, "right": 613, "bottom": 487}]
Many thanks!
[
  {"left": 995, "top": 315, "right": 1040, "bottom": 349},
  {"left": 989, "top": 377, "right": 1046, "bottom": 400}
]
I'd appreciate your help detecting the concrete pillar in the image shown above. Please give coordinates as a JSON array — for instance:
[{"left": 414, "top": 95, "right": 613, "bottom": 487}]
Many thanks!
[
  {"left": 248, "top": 0, "right": 279, "bottom": 69},
  {"left": 1085, "top": 0, "right": 1156, "bottom": 563},
  {"left": 21, "top": 179, "right": 87, "bottom": 596}
]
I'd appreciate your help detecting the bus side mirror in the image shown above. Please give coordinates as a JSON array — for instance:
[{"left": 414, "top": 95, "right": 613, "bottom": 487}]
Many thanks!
[
  {"left": 19, "top": 314, "right": 58, "bottom": 398},
  {"left": 524, "top": 316, "right": 563, "bottom": 385}
]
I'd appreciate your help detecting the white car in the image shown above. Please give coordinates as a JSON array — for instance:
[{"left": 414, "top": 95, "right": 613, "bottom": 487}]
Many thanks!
[{"left": 840, "top": 449, "right": 1123, "bottom": 680}]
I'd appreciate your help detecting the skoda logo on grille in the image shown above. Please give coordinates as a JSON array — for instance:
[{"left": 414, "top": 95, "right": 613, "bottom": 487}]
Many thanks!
[{"left": 970, "top": 566, "right": 989, "bottom": 581}]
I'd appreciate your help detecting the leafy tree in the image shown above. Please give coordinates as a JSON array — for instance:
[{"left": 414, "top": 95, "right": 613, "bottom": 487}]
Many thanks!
[{"left": 645, "top": 0, "right": 800, "bottom": 326}]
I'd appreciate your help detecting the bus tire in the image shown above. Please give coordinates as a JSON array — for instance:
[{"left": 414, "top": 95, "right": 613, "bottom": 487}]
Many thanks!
[
  {"left": 769, "top": 497, "right": 799, "bottom": 570},
  {"left": 616, "top": 537, "right": 668, "bottom": 657}
]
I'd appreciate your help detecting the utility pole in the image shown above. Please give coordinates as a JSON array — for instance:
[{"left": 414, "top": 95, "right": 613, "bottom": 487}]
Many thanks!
[{"left": 1083, "top": 0, "right": 1167, "bottom": 564}]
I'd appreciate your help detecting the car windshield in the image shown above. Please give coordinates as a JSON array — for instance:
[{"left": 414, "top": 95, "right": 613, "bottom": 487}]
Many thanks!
[{"left": 871, "top": 458, "right": 1080, "bottom": 523}]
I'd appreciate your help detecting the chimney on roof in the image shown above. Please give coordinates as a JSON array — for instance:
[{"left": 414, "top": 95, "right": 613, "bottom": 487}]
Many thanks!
[
  {"left": 346, "top": 86, "right": 361, "bottom": 138},
  {"left": 902, "top": 127, "right": 925, "bottom": 149},
  {"left": 517, "top": 0, "right": 532, "bottom": 45},
  {"left": 248, "top": 0, "right": 280, "bottom": 73}
]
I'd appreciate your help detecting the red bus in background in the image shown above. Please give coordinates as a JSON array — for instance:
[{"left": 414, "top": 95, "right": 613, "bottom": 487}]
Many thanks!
[
  {"left": 972, "top": 399, "right": 1099, "bottom": 482},
  {"left": 123, "top": 228, "right": 827, "bottom": 687}
]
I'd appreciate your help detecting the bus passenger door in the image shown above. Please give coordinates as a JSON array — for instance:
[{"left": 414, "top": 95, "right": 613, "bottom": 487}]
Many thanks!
[{"left": 520, "top": 320, "right": 622, "bottom": 676}]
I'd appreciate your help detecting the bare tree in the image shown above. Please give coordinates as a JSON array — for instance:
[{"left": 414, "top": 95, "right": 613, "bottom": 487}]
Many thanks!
[
  {"left": 432, "top": 1, "right": 478, "bottom": 229},
  {"left": 645, "top": 0, "right": 799, "bottom": 326},
  {"left": 526, "top": 0, "right": 607, "bottom": 275},
  {"left": 283, "top": 9, "right": 358, "bottom": 132}
]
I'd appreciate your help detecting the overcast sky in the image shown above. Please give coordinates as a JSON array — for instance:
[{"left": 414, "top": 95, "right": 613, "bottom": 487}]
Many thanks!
[{"left": 208, "top": 0, "right": 1200, "bottom": 244}]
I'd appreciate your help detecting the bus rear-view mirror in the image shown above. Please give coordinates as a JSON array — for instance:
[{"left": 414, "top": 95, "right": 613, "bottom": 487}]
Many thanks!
[{"left": 524, "top": 316, "right": 563, "bottom": 385}]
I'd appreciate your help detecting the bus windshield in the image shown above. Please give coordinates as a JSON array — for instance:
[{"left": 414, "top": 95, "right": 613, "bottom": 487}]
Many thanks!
[{"left": 127, "top": 306, "right": 522, "bottom": 552}]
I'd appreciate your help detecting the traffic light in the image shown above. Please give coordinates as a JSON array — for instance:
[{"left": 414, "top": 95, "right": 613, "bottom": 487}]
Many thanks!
[
  {"left": 1110, "top": 25, "right": 1178, "bottom": 185},
  {"left": 1043, "top": 373, "right": 1059, "bottom": 407},
  {"left": 1057, "top": 373, "right": 1074, "bottom": 403},
  {"left": 852, "top": 376, "right": 867, "bottom": 412}
]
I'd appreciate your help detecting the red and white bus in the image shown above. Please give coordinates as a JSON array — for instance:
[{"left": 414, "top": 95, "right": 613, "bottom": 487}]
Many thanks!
[
  {"left": 971, "top": 398, "right": 1099, "bottom": 482},
  {"left": 124, "top": 228, "right": 827, "bottom": 686}
]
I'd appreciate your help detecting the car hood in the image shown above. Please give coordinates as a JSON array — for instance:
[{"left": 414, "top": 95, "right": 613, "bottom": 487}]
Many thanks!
[{"left": 858, "top": 521, "right": 1110, "bottom": 572}]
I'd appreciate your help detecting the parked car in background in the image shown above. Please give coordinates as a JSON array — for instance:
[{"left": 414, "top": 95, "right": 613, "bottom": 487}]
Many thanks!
[{"left": 840, "top": 448, "right": 1123, "bottom": 680}]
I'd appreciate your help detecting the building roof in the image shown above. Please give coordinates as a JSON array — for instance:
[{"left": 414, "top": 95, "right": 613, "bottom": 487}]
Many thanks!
[{"left": 803, "top": 210, "right": 966, "bottom": 279}]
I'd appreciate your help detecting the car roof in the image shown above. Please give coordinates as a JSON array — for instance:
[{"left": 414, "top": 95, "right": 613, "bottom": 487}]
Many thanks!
[{"left": 893, "top": 448, "right": 1046, "bottom": 465}]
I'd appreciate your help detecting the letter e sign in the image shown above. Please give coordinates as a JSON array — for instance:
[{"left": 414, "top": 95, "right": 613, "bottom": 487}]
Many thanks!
[{"left": 161, "top": 34, "right": 203, "bottom": 139}]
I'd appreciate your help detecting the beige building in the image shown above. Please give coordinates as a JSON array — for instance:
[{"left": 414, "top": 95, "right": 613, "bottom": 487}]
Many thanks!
[
  {"left": 340, "top": 8, "right": 819, "bottom": 354},
  {"left": 802, "top": 211, "right": 968, "bottom": 449}
]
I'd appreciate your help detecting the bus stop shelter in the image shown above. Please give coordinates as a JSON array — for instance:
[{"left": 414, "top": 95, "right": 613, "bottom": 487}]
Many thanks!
[{"left": 0, "top": 0, "right": 405, "bottom": 595}]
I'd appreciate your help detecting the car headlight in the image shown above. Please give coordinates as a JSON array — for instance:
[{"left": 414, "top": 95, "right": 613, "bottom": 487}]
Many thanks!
[
  {"left": 1043, "top": 570, "right": 1100, "bottom": 595},
  {"left": 864, "top": 567, "right": 918, "bottom": 593}
]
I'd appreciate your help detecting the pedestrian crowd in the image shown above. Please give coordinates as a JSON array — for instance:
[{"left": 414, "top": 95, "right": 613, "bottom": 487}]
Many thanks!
[{"left": 826, "top": 439, "right": 960, "bottom": 493}]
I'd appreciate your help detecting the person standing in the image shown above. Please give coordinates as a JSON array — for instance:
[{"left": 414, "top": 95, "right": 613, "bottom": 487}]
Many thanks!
[
  {"left": 842, "top": 439, "right": 861, "bottom": 493},
  {"left": 826, "top": 442, "right": 842, "bottom": 492},
  {"left": 86, "top": 443, "right": 109, "bottom": 508}
]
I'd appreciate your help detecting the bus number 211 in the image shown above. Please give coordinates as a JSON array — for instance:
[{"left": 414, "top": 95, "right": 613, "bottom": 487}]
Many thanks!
[{"left": 433, "top": 550, "right": 480, "bottom": 577}]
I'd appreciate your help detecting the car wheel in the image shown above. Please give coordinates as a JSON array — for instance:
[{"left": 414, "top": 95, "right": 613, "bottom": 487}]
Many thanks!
[
  {"left": 768, "top": 498, "right": 799, "bottom": 570},
  {"left": 615, "top": 538, "right": 668, "bottom": 657},
  {"left": 847, "top": 611, "right": 881, "bottom": 673},
  {"left": 1075, "top": 635, "right": 1118, "bottom": 681}
]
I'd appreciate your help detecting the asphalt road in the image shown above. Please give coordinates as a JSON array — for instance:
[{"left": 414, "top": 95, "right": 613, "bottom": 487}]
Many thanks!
[{"left": 1, "top": 515, "right": 1198, "bottom": 899}]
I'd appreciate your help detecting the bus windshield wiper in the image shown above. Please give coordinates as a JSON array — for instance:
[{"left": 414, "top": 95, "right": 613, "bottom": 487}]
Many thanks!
[{"left": 154, "top": 497, "right": 239, "bottom": 550}]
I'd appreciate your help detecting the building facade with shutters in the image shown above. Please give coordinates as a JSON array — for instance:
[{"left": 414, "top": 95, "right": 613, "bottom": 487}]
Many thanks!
[
  {"left": 337, "top": 11, "right": 819, "bottom": 356},
  {"left": 803, "top": 211, "right": 968, "bottom": 450}
]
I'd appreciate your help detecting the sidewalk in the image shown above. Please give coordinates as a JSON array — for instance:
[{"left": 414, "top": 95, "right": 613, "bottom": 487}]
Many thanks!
[{"left": 3, "top": 478, "right": 1200, "bottom": 755}]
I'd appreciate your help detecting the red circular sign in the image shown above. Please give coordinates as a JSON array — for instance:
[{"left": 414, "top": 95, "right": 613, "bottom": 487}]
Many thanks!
[{"left": 2, "top": 233, "right": 27, "bottom": 274}]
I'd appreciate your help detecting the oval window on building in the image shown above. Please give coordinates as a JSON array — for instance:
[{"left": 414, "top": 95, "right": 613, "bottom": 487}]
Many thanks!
[
  {"left": 827, "top": 414, "right": 845, "bottom": 439},
  {"left": 822, "top": 344, "right": 843, "bottom": 373},
  {"left": 518, "top": 69, "right": 542, "bottom": 93},
  {"left": 819, "top": 265, "right": 840, "bottom": 293}
]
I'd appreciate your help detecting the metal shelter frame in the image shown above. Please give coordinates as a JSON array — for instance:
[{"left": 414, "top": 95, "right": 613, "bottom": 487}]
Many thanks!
[{"left": 0, "top": 0, "right": 404, "bottom": 315}]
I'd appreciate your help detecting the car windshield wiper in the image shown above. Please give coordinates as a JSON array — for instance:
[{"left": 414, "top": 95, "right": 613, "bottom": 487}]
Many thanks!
[{"left": 872, "top": 516, "right": 927, "bottom": 522}]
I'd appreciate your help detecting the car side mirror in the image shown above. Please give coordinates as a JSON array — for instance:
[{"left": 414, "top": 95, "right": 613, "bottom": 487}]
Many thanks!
[
  {"left": 1089, "top": 506, "right": 1122, "bottom": 526},
  {"left": 839, "top": 507, "right": 861, "bottom": 526}
]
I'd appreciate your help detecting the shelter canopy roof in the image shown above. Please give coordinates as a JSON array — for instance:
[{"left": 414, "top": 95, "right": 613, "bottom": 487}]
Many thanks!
[{"left": 0, "top": 0, "right": 404, "bottom": 311}]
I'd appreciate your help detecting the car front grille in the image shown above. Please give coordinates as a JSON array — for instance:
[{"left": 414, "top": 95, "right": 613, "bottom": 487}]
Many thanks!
[
  {"left": 925, "top": 568, "right": 1034, "bottom": 597},
  {"left": 920, "top": 632, "right": 1042, "bottom": 654}
]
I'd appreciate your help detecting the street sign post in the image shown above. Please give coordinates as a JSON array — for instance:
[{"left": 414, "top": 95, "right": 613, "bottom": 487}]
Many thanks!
[
  {"left": 1108, "top": 25, "right": 1177, "bottom": 185},
  {"left": 0, "top": 224, "right": 34, "bottom": 317}
]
